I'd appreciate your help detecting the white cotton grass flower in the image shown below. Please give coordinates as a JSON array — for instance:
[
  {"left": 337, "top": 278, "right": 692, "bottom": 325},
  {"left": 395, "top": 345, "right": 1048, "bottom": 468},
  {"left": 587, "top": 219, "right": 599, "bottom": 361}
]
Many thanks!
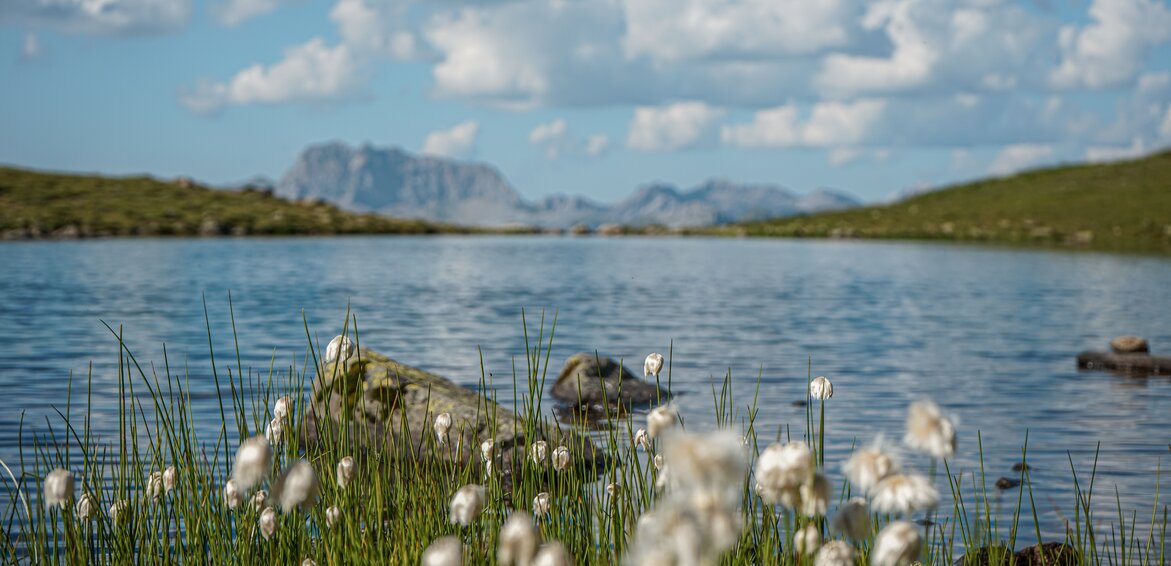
[
  {"left": 533, "top": 541, "right": 572, "bottom": 566},
  {"left": 530, "top": 440, "right": 548, "bottom": 466},
  {"left": 832, "top": 497, "right": 871, "bottom": 540},
  {"left": 800, "top": 473, "right": 830, "bottom": 516},
  {"left": 646, "top": 405, "right": 678, "bottom": 439},
  {"left": 336, "top": 456, "right": 355, "bottom": 489},
  {"left": 842, "top": 439, "right": 899, "bottom": 493},
  {"left": 162, "top": 466, "right": 178, "bottom": 494},
  {"left": 449, "top": 484, "right": 486, "bottom": 527},
  {"left": 75, "top": 493, "right": 95, "bottom": 520},
  {"left": 108, "top": 499, "right": 129, "bottom": 524},
  {"left": 481, "top": 439, "right": 496, "bottom": 463},
  {"left": 794, "top": 524, "right": 821, "bottom": 556},
  {"left": 653, "top": 453, "right": 665, "bottom": 470},
  {"left": 498, "top": 511, "right": 539, "bottom": 566},
  {"left": 251, "top": 489, "right": 268, "bottom": 511},
  {"left": 634, "top": 428, "right": 650, "bottom": 451},
  {"left": 754, "top": 442, "right": 813, "bottom": 504},
  {"left": 259, "top": 507, "right": 277, "bottom": 540},
  {"left": 273, "top": 396, "right": 294, "bottom": 421},
  {"left": 532, "top": 492, "right": 551, "bottom": 516},
  {"left": 809, "top": 375, "right": 833, "bottom": 400},
  {"left": 223, "top": 480, "right": 242, "bottom": 510},
  {"left": 324, "top": 335, "right": 355, "bottom": 366},
  {"left": 232, "top": 436, "right": 273, "bottom": 492},
  {"left": 434, "top": 412, "right": 453, "bottom": 446},
  {"left": 325, "top": 505, "right": 342, "bottom": 528},
  {"left": 43, "top": 468, "right": 74, "bottom": 508},
  {"left": 272, "top": 460, "right": 320, "bottom": 513},
  {"left": 146, "top": 471, "right": 164, "bottom": 501},
  {"left": 815, "top": 540, "right": 858, "bottom": 566},
  {"left": 904, "top": 399, "right": 957, "bottom": 459},
  {"left": 663, "top": 430, "right": 747, "bottom": 508},
  {"left": 872, "top": 521, "right": 922, "bottom": 566},
  {"left": 301, "top": 559, "right": 317, "bottom": 566},
  {"left": 644, "top": 352, "right": 664, "bottom": 379},
  {"left": 265, "top": 416, "right": 285, "bottom": 445},
  {"left": 422, "top": 536, "right": 464, "bottom": 566},
  {"left": 870, "top": 473, "right": 939, "bottom": 515},
  {"left": 551, "top": 446, "right": 570, "bottom": 472}
]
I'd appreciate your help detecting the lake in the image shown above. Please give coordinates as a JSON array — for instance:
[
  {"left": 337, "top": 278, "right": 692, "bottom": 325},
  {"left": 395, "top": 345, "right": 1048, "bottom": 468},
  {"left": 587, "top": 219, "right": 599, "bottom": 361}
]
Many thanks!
[{"left": 2, "top": 235, "right": 1169, "bottom": 544}]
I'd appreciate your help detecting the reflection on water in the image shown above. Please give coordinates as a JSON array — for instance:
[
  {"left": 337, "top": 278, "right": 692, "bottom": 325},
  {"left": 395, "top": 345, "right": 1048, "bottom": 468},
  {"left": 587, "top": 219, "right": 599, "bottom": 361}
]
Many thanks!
[{"left": 1, "top": 236, "right": 1170, "bottom": 543}]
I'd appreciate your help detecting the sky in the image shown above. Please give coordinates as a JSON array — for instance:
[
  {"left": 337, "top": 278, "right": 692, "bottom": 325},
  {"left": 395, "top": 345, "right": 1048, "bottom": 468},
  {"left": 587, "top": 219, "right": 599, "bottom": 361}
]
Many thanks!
[{"left": 2, "top": 0, "right": 1171, "bottom": 204}]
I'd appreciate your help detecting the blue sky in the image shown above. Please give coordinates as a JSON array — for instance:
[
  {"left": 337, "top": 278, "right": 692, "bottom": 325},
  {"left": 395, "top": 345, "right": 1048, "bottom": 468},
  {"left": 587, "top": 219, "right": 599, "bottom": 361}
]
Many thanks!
[{"left": 2, "top": 0, "right": 1171, "bottom": 203}]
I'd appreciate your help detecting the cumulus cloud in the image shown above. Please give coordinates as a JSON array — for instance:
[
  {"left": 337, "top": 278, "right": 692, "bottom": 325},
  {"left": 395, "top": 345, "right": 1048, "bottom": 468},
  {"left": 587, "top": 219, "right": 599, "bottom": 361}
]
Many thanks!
[
  {"left": 721, "top": 99, "right": 885, "bottom": 148},
  {"left": 211, "top": 0, "right": 292, "bottom": 26},
  {"left": 330, "top": 0, "right": 426, "bottom": 60},
  {"left": 988, "top": 143, "right": 1056, "bottom": 176},
  {"left": 627, "top": 101, "right": 725, "bottom": 151},
  {"left": 179, "top": 39, "right": 363, "bottom": 113},
  {"left": 0, "top": 0, "right": 190, "bottom": 36},
  {"left": 422, "top": 120, "right": 479, "bottom": 159},
  {"left": 528, "top": 119, "right": 609, "bottom": 158},
  {"left": 585, "top": 134, "right": 610, "bottom": 156},
  {"left": 814, "top": 0, "right": 938, "bottom": 97},
  {"left": 1086, "top": 138, "right": 1148, "bottom": 163},
  {"left": 1051, "top": 0, "right": 1171, "bottom": 89}
]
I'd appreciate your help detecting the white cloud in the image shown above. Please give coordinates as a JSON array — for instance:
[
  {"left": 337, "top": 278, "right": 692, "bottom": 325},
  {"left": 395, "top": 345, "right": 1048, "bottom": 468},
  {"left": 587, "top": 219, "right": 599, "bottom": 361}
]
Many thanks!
[
  {"left": 1086, "top": 138, "right": 1147, "bottom": 163},
  {"left": 721, "top": 99, "right": 885, "bottom": 148},
  {"left": 0, "top": 0, "right": 190, "bottom": 36},
  {"left": 330, "top": 0, "right": 425, "bottom": 60},
  {"left": 814, "top": 0, "right": 938, "bottom": 97},
  {"left": 528, "top": 119, "right": 567, "bottom": 145},
  {"left": 988, "top": 143, "right": 1056, "bottom": 176},
  {"left": 20, "top": 31, "right": 41, "bottom": 60},
  {"left": 211, "top": 0, "right": 291, "bottom": 26},
  {"left": 179, "top": 38, "right": 363, "bottom": 113},
  {"left": 1051, "top": 0, "right": 1171, "bottom": 89},
  {"left": 1162, "top": 107, "right": 1171, "bottom": 140},
  {"left": 528, "top": 119, "right": 610, "bottom": 158},
  {"left": 585, "top": 134, "right": 610, "bottom": 157},
  {"left": 422, "top": 120, "right": 479, "bottom": 159},
  {"left": 626, "top": 101, "right": 725, "bottom": 151},
  {"left": 620, "top": 0, "right": 860, "bottom": 63}
]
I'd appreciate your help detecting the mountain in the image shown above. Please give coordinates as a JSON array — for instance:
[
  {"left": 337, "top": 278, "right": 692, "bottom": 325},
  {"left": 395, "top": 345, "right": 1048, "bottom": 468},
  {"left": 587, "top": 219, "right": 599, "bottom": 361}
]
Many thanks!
[
  {"left": 733, "top": 149, "right": 1171, "bottom": 255},
  {"left": 277, "top": 142, "right": 861, "bottom": 228}
]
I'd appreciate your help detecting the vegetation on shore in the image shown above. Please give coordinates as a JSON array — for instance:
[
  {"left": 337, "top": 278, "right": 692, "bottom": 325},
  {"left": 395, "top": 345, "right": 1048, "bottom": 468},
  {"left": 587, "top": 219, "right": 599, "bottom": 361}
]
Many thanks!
[
  {"left": 2, "top": 311, "right": 1167, "bottom": 564},
  {"left": 0, "top": 166, "right": 472, "bottom": 238},
  {"left": 718, "top": 151, "right": 1171, "bottom": 255}
]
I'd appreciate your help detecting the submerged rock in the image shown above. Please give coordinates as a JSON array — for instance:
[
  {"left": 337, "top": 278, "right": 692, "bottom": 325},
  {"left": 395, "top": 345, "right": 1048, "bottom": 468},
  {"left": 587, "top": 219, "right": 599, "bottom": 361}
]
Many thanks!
[
  {"left": 550, "top": 353, "right": 664, "bottom": 409},
  {"left": 300, "top": 348, "right": 609, "bottom": 485},
  {"left": 956, "top": 543, "right": 1079, "bottom": 566},
  {"left": 994, "top": 477, "right": 1021, "bottom": 490}
]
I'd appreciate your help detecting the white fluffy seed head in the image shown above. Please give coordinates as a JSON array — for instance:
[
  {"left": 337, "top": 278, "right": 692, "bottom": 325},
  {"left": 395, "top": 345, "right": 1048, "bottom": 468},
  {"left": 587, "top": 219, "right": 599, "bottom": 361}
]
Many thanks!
[
  {"left": 872, "top": 521, "right": 922, "bottom": 566},
  {"left": 644, "top": 352, "right": 664, "bottom": 378},
  {"left": 810, "top": 376, "right": 833, "bottom": 400},
  {"left": 800, "top": 473, "right": 830, "bottom": 516},
  {"left": 336, "top": 456, "right": 355, "bottom": 489},
  {"left": 251, "top": 489, "right": 268, "bottom": 511},
  {"left": 43, "top": 468, "right": 74, "bottom": 508},
  {"left": 870, "top": 473, "right": 939, "bottom": 515},
  {"left": 634, "top": 428, "right": 651, "bottom": 450},
  {"left": 324, "top": 335, "right": 355, "bottom": 365},
  {"left": 754, "top": 442, "right": 813, "bottom": 504},
  {"left": 646, "top": 405, "right": 678, "bottom": 439},
  {"left": 532, "top": 541, "right": 572, "bottom": 566},
  {"left": 232, "top": 436, "right": 273, "bottom": 491},
  {"left": 75, "top": 493, "right": 95, "bottom": 520},
  {"left": 794, "top": 524, "right": 821, "bottom": 556},
  {"left": 259, "top": 507, "right": 277, "bottom": 541},
  {"left": 325, "top": 505, "right": 342, "bottom": 528},
  {"left": 264, "top": 416, "right": 284, "bottom": 445},
  {"left": 108, "top": 500, "right": 129, "bottom": 524},
  {"left": 422, "top": 536, "right": 464, "bottom": 566},
  {"left": 551, "top": 446, "right": 570, "bottom": 472},
  {"left": 662, "top": 430, "right": 747, "bottom": 508},
  {"left": 273, "top": 396, "right": 294, "bottom": 421},
  {"left": 223, "top": 479, "right": 242, "bottom": 510},
  {"left": 449, "top": 484, "right": 486, "bottom": 526},
  {"left": 904, "top": 400, "right": 957, "bottom": 459},
  {"left": 530, "top": 440, "right": 548, "bottom": 466},
  {"left": 532, "top": 492, "right": 552, "bottom": 516},
  {"left": 434, "top": 412, "right": 453, "bottom": 446},
  {"left": 272, "top": 460, "right": 319, "bottom": 513},
  {"left": 162, "top": 466, "right": 178, "bottom": 494},
  {"left": 146, "top": 471, "right": 164, "bottom": 501},
  {"left": 815, "top": 540, "right": 858, "bottom": 566},
  {"left": 481, "top": 439, "right": 496, "bottom": 463},
  {"left": 301, "top": 559, "right": 317, "bottom": 566},
  {"left": 832, "top": 497, "right": 871, "bottom": 540},
  {"left": 843, "top": 441, "right": 899, "bottom": 493},
  {"left": 498, "top": 511, "right": 539, "bottom": 566}
]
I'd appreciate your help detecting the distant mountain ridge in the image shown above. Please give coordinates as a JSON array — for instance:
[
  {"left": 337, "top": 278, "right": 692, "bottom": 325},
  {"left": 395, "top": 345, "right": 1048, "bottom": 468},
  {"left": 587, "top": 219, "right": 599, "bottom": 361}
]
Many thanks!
[{"left": 275, "top": 142, "right": 860, "bottom": 228}]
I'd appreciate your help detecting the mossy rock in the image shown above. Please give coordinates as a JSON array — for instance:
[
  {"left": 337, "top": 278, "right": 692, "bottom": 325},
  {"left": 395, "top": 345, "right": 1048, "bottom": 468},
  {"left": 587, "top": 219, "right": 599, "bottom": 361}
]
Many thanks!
[{"left": 551, "top": 353, "right": 665, "bottom": 409}]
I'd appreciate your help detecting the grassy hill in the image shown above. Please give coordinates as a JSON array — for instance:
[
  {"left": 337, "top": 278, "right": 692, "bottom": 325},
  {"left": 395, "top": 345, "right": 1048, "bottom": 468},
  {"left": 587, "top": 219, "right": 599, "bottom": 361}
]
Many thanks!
[
  {"left": 0, "top": 166, "right": 470, "bottom": 238},
  {"left": 726, "top": 150, "right": 1171, "bottom": 255}
]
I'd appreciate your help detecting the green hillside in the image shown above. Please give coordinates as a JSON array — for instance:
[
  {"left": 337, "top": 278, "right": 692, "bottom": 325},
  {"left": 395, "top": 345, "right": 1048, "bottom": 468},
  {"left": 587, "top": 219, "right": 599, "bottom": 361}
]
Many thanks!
[
  {"left": 729, "top": 150, "right": 1171, "bottom": 255},
  {"left": 0, "top": 166, "right": 468, "bottom": 238}
]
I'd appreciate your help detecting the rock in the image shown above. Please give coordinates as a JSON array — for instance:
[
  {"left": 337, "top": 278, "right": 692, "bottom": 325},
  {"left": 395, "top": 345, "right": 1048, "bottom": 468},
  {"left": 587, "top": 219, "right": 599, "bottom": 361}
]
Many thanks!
[
  {"left": 956, "top": 543, "right": 1079, "bottom": 566},
  {"left": 995, "top": 477, "right": 1021, "bottom": 490},
  {"left": 550, "top": 353, "right": 664, "bottom": 409},
  {"left": 1110, "top": 335, "right": 1149, "bottom": 354},
  {"left": 953, "top": 544, "right": 1013, "bottom": 565},
  {"left": 1011, "top": 462, "right": 1030, "bottom": 472},
  {"left": 301, "top": 348, "right": 609, "bottom": 486}
]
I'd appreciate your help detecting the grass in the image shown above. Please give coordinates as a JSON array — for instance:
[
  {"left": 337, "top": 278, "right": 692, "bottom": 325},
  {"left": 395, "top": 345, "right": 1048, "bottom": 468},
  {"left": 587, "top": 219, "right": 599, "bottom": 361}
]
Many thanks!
[
  {"left": 0, "top": 166, "right": 475, "bottom": 238},
  {"left": 1, "top": 309, "right": 1167, "bottom": 564},
  {"left": 711, "top": 150, "right": 1171, "bottom": 255}
]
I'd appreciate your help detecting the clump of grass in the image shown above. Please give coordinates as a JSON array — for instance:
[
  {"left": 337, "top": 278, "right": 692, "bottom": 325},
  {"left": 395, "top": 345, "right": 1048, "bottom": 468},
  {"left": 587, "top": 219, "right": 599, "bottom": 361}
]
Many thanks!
[{"left": 0, "top": 310, "right": 1167, "bottom": 564}]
